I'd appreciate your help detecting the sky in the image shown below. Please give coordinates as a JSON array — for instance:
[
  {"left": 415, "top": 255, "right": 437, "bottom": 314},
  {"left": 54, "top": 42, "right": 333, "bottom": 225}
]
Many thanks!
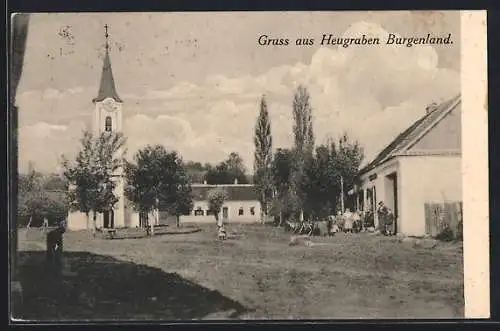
[{"left": 16, "top": 11, "right": 461, "bottom": 174}]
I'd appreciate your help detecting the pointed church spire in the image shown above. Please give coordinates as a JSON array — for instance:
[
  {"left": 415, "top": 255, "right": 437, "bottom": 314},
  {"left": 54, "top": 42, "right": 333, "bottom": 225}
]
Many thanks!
[{"left": 93, "top": 24, "right": 123, "bottom": 103}]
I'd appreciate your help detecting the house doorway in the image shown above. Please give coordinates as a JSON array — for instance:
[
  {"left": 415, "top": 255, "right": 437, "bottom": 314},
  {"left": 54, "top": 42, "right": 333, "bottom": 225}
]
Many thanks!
[
  {"left": 103, "top": 209, "right": 115, "bottom": 229},
  {"left": 385, "top": 172, "right": 399, "bottom": 233},
  {"left": 222, "top": 207, "right": 229, "bottom": 221}
]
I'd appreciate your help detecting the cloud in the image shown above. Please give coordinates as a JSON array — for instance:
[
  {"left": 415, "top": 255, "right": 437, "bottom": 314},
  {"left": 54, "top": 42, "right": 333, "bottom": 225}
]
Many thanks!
[
  {"left": 41, "top": 87, "right": 84, "bottom": 99},
  {"left": 17, "top": 20, "right": 459, "bottom": 173},
  {"left": 19, "top": 121, "right": 85, "bottom": 173},
  {"left": 17, "top": 86, "right": 92, "bottom": 126},
  {"left": 124, "top": 114, "right": 194, "bottom": 155}
]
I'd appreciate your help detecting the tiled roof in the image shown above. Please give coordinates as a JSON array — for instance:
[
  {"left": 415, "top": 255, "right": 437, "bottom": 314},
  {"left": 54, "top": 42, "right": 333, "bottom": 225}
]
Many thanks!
[
  {"left": 191, "top": 184, "right": 258, "bottom": 201},
  {"left": 92, "top": 49, "right": 123, "bottom": 103},
  {"left": 359, "top": 94, "right": 461, "bottom": 175}
]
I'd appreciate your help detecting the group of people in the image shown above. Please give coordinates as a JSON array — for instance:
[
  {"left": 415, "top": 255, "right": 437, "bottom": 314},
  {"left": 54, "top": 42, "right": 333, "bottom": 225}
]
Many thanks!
[
  {"left": 326, "top": 201, "right": 395, "bottom": 236},
  {"left": 327, "top": 208, "right": 362, "bottom": 235}
]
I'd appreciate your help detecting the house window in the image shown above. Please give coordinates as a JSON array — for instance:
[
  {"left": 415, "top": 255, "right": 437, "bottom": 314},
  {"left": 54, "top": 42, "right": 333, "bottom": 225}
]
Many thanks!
[
  {"left": 206, "top": 209, "right": 215, "bottom": 216},
  {"left": 238, "top": 207, "right": 244, "bottom": 216},
  {"left": 105, "top": 116, "right": 112, "bottom": 132},
  {"left": 194, "top": 207, "right": 204, "bottom": 216},
  {"left": 250, "top": 207, "right": 255, "bottom": 216}
]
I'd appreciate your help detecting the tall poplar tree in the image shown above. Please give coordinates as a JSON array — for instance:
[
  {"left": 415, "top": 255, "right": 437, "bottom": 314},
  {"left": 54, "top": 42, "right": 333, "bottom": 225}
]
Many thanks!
[
  {"left": 253, "top": 95, "right": 273, "bottom": 222},
  {"left": 291, "top": 85, "right": 315, "bottom": 221}
]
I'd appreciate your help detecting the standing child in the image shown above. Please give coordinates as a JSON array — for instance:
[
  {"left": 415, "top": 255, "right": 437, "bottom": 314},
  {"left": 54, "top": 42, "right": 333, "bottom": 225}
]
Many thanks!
[
  {"left": 218, "top": 224, "right": 227, "bottom": 240},
  {"left": 335, "top": 211, "right": 344, "bottom": 233},
  {"left": 343, "top": 208, "right": 354, "bottom": 233},
  {"left": 330, "top": 220, "right": 339, "bottom": 235},
  {"left": 352, "top": 211, "right": 361, "bottom": 232}
]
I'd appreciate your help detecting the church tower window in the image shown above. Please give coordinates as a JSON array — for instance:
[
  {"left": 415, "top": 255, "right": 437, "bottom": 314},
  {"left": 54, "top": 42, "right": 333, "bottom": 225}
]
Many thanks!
[{"left": 105, "top": 116, "right": 112, "bottom": 132}]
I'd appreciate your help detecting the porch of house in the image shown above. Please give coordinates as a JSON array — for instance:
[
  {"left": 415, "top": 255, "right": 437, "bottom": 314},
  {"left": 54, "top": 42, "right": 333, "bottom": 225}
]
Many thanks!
[{"left": 351, "top": 161, "right": 402, "bottom": 234}]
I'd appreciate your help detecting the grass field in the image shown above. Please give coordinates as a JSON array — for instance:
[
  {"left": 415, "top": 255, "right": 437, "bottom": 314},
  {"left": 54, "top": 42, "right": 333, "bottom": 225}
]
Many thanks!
[{"left": 15, "top": 223, "right": 464, "bottom": 320}]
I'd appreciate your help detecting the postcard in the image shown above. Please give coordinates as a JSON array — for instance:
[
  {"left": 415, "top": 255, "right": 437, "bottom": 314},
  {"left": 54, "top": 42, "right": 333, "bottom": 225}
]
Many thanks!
[{"left": 10, "top": 10, "right": 488, "bottom": 321}]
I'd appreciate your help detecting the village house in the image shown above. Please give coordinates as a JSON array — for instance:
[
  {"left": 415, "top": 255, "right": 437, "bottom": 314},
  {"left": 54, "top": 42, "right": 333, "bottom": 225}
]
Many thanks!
[
  {"left": 178, "top": 179, "right": 261, "bottom": 224},
  {"left": 351, "top": 94, "right": 462, "bottom": 236}
]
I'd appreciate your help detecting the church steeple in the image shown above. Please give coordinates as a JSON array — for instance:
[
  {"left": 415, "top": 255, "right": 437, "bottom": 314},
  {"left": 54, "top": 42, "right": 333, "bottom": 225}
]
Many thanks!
[{"left": 93, "top": 24, "right": 123, "bottom": 103}]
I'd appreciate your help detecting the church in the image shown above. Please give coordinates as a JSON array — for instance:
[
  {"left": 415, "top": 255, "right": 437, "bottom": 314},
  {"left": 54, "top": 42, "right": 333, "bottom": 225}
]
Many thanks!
[
  {"left": 67, "top": 27, "right": 262, "bottom": 231},
  {"left": 67, "top": 27, "right": 140, "bottom": 231}
]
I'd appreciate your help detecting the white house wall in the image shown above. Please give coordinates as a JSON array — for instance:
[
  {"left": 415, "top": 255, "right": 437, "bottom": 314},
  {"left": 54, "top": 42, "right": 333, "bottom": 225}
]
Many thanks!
[
  {"left": 398, "top": 155, "right": 462, "bottom": 236},
  {"left": 360, "top": 159, "right": 400, "bottom": 229},
  {"left": 181, "top": 200, "right": 261, "bottom": 224}
]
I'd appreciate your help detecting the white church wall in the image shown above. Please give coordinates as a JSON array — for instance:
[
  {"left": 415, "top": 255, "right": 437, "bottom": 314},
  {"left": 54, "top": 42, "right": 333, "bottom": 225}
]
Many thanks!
[{"left": 67, "top": 211, "right": 89, "bottom": 231}]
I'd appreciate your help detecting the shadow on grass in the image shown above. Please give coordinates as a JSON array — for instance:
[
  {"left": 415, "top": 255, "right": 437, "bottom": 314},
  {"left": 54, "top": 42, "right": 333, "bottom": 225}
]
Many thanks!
[
  {"left": 99, "top": 228, "right": 203, "bottom": 240},
  {"left": 14, "top": 250, "right": 248, "bottom": 321}
]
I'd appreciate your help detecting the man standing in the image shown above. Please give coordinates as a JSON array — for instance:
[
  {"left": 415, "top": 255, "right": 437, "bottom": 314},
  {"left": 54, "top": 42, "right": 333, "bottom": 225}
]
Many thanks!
[
  {"left": 377, "top": 201, "right": 389, "bottom": 235},
  {"left": 46, "top": 221, "right": 66, "bottom": 276}
]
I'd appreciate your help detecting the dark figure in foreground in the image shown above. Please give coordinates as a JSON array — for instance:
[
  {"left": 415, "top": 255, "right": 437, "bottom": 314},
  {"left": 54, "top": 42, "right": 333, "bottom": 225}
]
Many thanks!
[{"left": 46, "top": 221, "right": 66, "bottom": 275}]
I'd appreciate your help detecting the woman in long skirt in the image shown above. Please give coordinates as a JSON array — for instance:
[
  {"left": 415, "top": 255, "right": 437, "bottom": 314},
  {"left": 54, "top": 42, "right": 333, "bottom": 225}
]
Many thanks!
[{"left": 343, "top": 209, "right": 354, "bottom": 233}]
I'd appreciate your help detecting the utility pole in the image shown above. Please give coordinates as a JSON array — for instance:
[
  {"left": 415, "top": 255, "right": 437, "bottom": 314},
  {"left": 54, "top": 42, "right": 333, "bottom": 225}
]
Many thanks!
[{"left": 340, "top": 175, "right": 345, "bottom": 213}]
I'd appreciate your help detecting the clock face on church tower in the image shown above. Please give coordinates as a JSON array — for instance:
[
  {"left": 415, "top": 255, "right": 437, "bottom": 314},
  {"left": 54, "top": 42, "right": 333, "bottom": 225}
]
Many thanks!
[{"left": 102, "top": 98, "right": 119, "bottom": 112}]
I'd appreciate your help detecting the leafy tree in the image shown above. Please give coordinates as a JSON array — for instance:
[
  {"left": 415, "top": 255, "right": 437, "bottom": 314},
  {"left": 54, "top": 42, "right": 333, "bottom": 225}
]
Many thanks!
[
  {"left": 205, "top": 162, "right": 232, "bottom": 185},
  {"left": 19, "top": 167, "right": 42, "bottom": 193},
  {"left": 298, "top": 133, "right": 364, "bottom": 219},
  {"left": 169, "top": 181, "right": 194, "bottom": 228},
  {"left": 329, "top": 133, "right": 364, "bottom": 212},
  {"left": 302, "top": 145, "right": 337, "bottom": 220},
  {"left": 205, "top": 152, "right": 249, "bottom": 184},
  {"left": 165, "top": 164, "right": 194, "bottom": 228},
  {"left": 184, "top": 161, "right": 210, "bottom": 183},
  {"left": 207, "top": 187, "right": 227, "bottom": 225},
  {"left": 272, "top": 148, "right": 294, "bottom": 193},
  {"left": 270, "top": 148, "right": 295, "bottom": 225},
  {"left": 62, "top": 130, "right": 126, "bottom": 236},
  {"left": 18, "top": 167, "right": 69, "bottom": 227},
  {"left": 42, "top": 173, "right": 68, "bottom": 191},
  {"left": 225, "top": 152, "right": 246, "bottom": 177},
  {"left": 125, "top": 145, "right": 193, "bottom": 234},
  {"left": 253, "top": 95, "right": 274, "bottom": 223},
  {"left": 291, "top": 85, "right": 315, "bottom": 221}
]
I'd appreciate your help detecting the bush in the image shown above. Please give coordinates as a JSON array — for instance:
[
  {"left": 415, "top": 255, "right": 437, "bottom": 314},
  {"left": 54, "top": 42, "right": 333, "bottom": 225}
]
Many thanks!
[
  {"left": 435, "top": 226, "right": 455, "bottom": 242},
  {"left": 18, "top": 191, "right": 69, "bottom": 227}
]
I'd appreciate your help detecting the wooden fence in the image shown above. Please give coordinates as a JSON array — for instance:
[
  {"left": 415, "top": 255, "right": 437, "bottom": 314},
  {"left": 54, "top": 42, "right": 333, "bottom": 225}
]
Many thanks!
[{"left": 424, "top": 201, "right": 463, "bottom": 238}]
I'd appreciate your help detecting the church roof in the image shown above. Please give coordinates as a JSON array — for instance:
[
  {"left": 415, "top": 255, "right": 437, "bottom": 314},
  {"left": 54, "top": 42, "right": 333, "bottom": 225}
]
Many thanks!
[
  {"left": 359, "top": 94, "right": 461, "bottom": 175},
  {"left": 93, "top": 47, "right": 123, "bottom": 103}
]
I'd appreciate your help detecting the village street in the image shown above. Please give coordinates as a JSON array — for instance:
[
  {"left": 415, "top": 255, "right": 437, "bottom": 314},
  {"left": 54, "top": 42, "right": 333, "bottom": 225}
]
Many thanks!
[{"left": 16, "top": 224, "right": 464, "bottom": 320}]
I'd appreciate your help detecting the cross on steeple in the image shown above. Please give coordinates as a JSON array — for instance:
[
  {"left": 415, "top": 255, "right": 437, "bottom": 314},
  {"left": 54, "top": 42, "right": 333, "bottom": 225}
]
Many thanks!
[
  {"left": 104, "top": 24, "right": 109, "bottom": 50},
  {"left": 93, "top": 23, "right": 122, "bottom": 103}
]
